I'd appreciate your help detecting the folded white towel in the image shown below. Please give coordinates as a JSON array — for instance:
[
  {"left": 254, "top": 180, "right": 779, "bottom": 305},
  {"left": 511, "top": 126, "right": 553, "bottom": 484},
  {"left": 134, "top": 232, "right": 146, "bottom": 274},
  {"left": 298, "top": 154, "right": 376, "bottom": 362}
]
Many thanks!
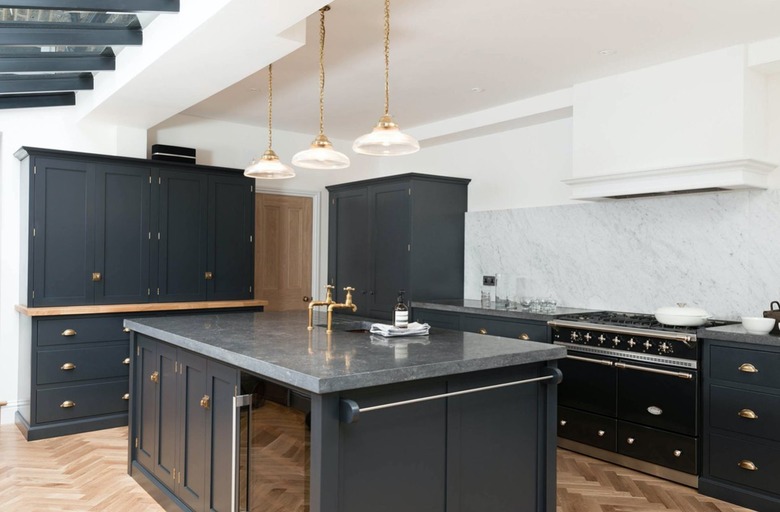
[{"left": 370, "top": 322, "right": 430, "bottom": 337}]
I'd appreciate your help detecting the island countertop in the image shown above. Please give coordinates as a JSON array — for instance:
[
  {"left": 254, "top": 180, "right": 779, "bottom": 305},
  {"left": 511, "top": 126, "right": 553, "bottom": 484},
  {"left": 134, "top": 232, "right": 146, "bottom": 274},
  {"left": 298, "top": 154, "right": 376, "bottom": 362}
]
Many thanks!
[{"left": 124, "top": 310, "right": 566, "bottom": 394}]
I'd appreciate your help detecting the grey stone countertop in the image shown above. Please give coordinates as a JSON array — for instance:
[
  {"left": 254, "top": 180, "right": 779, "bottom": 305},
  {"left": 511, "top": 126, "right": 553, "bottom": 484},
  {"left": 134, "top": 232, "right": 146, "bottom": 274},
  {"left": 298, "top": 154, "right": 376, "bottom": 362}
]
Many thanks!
[
  {"left": 411, "top": 299, "right": 601, "bottom": 321},
  {"left": 124, "top": 310, "right": 565, "bottom": 394},
  {"left": 700, "top": 324, "right": 780, "bottom": 347}
]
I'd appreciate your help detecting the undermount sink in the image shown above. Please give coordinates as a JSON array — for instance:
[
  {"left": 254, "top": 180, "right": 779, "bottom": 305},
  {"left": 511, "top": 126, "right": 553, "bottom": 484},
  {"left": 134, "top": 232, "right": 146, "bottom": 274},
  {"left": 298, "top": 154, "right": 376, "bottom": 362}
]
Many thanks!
[{"left": 316, "top": 320, "right": 375, "bottom": 333}]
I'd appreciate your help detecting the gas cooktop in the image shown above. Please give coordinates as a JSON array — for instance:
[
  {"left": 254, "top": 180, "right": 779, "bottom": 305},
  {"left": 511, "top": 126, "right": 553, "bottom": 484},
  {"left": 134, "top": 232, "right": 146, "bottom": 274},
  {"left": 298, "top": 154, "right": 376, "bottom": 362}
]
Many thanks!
[{"left": 553, "top": 311, "right": 732, "bottom": 334}]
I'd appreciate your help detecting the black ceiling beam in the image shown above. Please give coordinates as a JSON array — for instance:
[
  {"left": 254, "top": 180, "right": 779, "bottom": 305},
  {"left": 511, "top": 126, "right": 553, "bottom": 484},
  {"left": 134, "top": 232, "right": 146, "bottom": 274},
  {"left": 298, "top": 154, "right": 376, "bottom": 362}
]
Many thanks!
[
  {"left": 0, "top": 0, "right": 178, "bottom": 12},
  {"left": 0, "top": 22, "right": 142, "bottom": 46},
  {"left": 0, "top": 50, "right": 115, "bottom": 72},
  {"left": 0, "top": 72, "right": 93, "bottom": 93},
  {"left": 0, "top": 91, "right": 74, "bottom": 109}
]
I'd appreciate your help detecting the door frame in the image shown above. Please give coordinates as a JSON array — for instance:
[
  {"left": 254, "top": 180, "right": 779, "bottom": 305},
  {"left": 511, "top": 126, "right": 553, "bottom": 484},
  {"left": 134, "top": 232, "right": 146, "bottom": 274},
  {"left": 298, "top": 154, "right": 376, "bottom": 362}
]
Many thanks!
[{"left": 253, "top": 187, "right": 321, "bottom": 304}]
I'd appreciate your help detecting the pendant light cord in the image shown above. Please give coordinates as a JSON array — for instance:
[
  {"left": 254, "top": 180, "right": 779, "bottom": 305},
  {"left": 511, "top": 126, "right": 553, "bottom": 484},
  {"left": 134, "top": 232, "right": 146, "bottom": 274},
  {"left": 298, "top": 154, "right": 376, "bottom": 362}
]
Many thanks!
[
  {"left": 267, "top": 63, "right": 274, "bottom": 150},
  {"left": 318, "top": 7, "right": 327, "bottom": 136},
  {"left": 384, "top": 0, "right": 390, "bottom": 117}
]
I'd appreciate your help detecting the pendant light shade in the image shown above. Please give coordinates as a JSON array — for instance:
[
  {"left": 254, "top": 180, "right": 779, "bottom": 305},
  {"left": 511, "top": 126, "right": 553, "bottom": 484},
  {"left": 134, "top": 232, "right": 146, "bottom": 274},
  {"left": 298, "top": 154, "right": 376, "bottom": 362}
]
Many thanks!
[
  {"left": 353, "top": 0, "right": 419, "bottom": 156},
  {"left": 293, "top": 6, "right": 350, "bottom": 169},
  {"left": 245, "top": 63, "right": 295, "bottom": 179}
]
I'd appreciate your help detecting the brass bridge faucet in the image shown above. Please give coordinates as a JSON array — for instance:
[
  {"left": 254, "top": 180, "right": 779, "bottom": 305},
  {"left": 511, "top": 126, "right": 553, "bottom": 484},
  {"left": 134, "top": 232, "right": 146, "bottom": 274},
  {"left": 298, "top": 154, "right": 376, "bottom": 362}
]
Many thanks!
[
  {"left": 308, "top": 285, "right": 336, "bottom": 330},
  {"left": 327, "top": 286, "right": 358, "bottom": 333}
]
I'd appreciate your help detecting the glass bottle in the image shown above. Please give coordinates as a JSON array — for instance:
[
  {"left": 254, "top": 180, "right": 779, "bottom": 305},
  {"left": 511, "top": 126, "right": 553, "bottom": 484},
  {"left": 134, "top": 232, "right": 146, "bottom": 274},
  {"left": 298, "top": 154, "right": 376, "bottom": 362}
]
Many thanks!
[{"left": 393, "top": 290, "right": 408, "bottom": 328}]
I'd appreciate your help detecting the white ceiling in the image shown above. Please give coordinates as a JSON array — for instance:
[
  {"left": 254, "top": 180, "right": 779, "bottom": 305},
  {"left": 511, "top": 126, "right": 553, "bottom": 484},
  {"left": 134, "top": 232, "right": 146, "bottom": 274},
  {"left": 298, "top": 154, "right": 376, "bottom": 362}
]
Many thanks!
[{"left": 179, "top": 0, "right": 780, "bottom": 140}]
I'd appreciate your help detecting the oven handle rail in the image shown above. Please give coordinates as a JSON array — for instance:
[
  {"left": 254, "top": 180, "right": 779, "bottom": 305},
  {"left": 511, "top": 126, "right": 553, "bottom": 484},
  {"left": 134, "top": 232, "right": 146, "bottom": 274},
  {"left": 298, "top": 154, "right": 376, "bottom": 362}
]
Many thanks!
[
  {"left": 339, "top": 366, "right": 563, "bottom": 424},
  {"left": 614, "top": 361, "right": 694, "bottom": 380},
  {"left": 566, "top": 354, "right": 614, "bottom": 366},
  {"left": 548, "top": 319, "right": 696, "bottom": 346}
]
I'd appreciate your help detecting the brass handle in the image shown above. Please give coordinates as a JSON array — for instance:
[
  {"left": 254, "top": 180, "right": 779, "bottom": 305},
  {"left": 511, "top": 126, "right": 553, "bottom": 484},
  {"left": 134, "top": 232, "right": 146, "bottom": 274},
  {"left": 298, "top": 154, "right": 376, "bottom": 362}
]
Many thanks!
[
  {"left": 61, "top": 329, "right": 77, "bottom": 337},
  {"left": 479, "top": 328, "right": 487, "bottom": 335},
  {"left": 560, "top": 420, "right": 567, "bottom": 426},
  {"left": 60, "top": 400, "right": 76, "bottom": 408},
  {"left": 597, "top": 430, "right": 605, "bottom": 437},
  {"left": 123, "top": 327, "right": 131, "bottom": 333},
  {"left": 738, "top": 460, "right": 758, "bottom": 471},
  {"left": 673, "top": 450, "right": 682, "bottom": 457},
  {"left": 122, "top": 393, "right": 130, "bottom": 401},
  {"left": 519, "top": 333, "right": 530, "bottom": 340},
  {"left": 200, "top": 395, "right": 210, "bottom": 409},
  {"left": 92, "top": 272, "right": 102, "bottom": 282},
  {"left": 150, "top": 371, "right": 159, "bottom": 383},
  {"left": 738, "top": 408, "right": 758, "bottom": 420},
  {"left": 627, "top": 437, "right": 635, "bottom": 445},
  {"left": 122, "top": 357, "right": 130, "bottom": 366},
  {"left": 204, "top": 271, "right": 214, "bottom": 280},
  {"left": 738, "top": 363, "right": 759, "bottom": 373},
  {"left": 60, "top": 362, "right": 76, "bottom": 371}
]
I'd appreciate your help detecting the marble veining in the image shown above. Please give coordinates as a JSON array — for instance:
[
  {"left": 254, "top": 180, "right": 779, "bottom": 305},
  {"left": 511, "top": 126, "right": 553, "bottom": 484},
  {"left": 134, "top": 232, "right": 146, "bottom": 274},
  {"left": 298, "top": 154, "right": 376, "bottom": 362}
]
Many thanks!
[{"left": 465, "top": 189, "right": 780, "bottom": 320}]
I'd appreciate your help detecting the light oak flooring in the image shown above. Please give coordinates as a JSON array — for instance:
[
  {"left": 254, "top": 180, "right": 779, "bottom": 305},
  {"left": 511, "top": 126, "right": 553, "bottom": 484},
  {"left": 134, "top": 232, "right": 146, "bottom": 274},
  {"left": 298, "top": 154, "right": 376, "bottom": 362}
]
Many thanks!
[{"left": 0, "top": 423, "right": 755, "bottom": 512}]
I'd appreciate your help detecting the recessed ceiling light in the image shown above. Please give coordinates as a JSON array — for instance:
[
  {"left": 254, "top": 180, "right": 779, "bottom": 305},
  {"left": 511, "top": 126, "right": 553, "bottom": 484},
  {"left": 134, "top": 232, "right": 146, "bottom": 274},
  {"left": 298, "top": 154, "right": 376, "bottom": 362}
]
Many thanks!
[
  {"left": 599, "top": 49, "right": 617, "bottom": 56},
  {"left": 471, "top": 87, "right": 485, "bottom": 93}
]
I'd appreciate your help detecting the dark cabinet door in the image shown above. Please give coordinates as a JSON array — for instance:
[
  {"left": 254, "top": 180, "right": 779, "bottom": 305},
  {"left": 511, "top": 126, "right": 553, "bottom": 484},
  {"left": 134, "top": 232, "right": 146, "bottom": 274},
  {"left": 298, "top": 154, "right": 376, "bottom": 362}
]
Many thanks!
[
  {"left": 156, "top": 169, "right": 208, "bottom": 302},
  {"left": 207, "top": 175, "right": 254, "bottom": 301},
  {"left": 369, "top": 182, "right": 410, "bottom": 318},
  {"left": 177, "top": 350, "right": 208, "bottom": 512},
  {"left": 328, "top": 188, "right": 370, "bottom": 306},
  {"left": 135, "top": 335, "right": 158, "bottom": 472},
  {"left": 205, "top": 360, "right": 239, "bottom": 512},
  {"left": 31, "top": 157, "right": 95, "bottom": 306},
  {"left": 155, "top": 342, "right": 178, "bottom": 491},
  {"left": 94, "top": 163, "right": 151, "bottom": 304}
]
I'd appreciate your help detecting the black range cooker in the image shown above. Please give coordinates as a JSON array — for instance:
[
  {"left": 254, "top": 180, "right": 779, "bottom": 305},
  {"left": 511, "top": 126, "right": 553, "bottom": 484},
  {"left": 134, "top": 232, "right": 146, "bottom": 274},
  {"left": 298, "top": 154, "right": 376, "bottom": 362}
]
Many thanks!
[{"left": 548, "top": 311, "right": 732, "bottom": 488}]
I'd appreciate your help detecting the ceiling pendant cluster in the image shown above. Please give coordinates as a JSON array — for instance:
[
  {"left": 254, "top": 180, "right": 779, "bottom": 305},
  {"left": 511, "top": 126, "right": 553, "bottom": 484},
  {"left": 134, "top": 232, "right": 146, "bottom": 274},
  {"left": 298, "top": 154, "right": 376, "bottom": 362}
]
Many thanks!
[{"left": 246, "top": 0, "right": 418, "bottom": 180}]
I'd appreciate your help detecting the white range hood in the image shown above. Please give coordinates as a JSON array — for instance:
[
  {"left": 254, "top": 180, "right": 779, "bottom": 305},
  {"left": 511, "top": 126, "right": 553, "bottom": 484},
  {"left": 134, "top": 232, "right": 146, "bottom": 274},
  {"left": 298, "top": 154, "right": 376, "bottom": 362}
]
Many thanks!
[{"left": 563, "top": 159, "right": 777, "bottom": 200}]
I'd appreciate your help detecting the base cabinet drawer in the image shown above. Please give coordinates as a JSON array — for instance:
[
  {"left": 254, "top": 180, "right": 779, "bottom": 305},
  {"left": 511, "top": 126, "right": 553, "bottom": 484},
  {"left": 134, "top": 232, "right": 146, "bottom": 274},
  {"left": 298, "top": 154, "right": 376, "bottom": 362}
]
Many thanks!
[
  {"left": 36, "top": 379, "right": 129, "bottom": 423},
  {"left": 37, "top": 344, "right": 129, "bottom": 385},
  {"left": 617, "top": 421, "right": 697, "bottom": 475},
  {"left": 710, "top": 384, "right": 780, "bottom": 443},
  {"left": 558, "top": 406, "right": 617, "bottom": 452},
  {"left": 463, "top": 315, "right": 548, "bottom": 342},
  {"left": 37, "top": 316, "right": 128, "bottom": 346},
  {"left": 709, "top": 433, "right": 780, "bottom": 495},
  {"left": 412, "top": 308, "right": 461, "bottom": 331},
  {"left": 710, "top": 346, "right": 780, "bottom": 388}
]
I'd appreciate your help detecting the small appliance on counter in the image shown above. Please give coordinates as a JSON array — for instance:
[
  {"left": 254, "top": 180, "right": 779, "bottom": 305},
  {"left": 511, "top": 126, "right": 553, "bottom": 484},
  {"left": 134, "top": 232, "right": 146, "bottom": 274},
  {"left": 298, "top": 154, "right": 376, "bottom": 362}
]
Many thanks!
[{"left": 763, "top": 300, "right": 780, "bottom": 334}]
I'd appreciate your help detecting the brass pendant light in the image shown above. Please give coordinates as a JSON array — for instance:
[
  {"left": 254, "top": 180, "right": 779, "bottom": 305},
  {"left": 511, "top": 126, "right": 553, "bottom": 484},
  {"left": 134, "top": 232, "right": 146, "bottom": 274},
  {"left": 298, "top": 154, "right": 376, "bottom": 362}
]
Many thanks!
[
  {"left": 292, "top": 6, "right": 350, "bottom": 169},
  {"left": 353, "top": 0, "right": 419, "bottom": 156},
  {"left": 244, "top": 63, "right": 296, "bottom": 179}
]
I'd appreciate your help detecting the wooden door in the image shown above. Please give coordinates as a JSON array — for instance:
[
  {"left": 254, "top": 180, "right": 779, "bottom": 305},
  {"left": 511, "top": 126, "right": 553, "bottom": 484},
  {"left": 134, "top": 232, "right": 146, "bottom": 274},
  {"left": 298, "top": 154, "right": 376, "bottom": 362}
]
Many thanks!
[{"left": 255, "top": 194, "right": 312, "bottom": 311}]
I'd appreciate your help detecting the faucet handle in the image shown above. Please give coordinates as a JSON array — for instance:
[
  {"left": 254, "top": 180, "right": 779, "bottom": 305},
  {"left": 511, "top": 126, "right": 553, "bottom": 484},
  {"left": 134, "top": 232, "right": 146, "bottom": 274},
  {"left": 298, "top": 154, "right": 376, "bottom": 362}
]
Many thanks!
[
  {"left": 344, "top": 286, "right": 355, "bottom": 300},
  {"left": 325, "top": 284, "right": 335, "bottom": 289}
]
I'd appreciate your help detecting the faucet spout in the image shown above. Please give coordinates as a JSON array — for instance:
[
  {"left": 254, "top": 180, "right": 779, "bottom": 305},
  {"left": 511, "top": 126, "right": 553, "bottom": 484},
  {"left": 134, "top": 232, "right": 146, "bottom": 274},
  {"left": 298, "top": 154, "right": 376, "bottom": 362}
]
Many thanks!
[{"left": 326, "top": 287, "right": 358, "bottom": 333}]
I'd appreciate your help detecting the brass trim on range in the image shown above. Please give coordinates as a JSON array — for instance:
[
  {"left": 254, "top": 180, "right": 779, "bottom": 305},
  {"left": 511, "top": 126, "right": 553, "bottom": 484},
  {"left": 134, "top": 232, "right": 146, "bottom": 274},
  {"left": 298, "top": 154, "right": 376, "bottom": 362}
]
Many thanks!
[
  {"left": 60, "top": 362, "right": 76, "bottom": 371},
  {"left": 738, "top": 460, "right": 758, "bottom": 471},
  {"left": 738, "top": 408, "right": 758, "bottom": 420},
  {"left": 738, "top": 363, "right": 759, "bottom": 373},
  {"left": 60, "top": 400, "right": 76, "bottom": 408},
  {"left": 61, "top": 328, "right": 77, "bottom": 337}
]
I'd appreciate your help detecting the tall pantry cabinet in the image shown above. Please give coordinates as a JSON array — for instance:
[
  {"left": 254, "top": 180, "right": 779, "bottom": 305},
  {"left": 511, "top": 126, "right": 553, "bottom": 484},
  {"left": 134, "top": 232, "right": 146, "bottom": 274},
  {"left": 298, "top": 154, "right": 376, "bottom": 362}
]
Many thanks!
[
  {"left": 326, "top": 173, "right": 470, "bottom": 320},
  {"left": 15, "top": 147, "right": 255, "bottom": 440}
]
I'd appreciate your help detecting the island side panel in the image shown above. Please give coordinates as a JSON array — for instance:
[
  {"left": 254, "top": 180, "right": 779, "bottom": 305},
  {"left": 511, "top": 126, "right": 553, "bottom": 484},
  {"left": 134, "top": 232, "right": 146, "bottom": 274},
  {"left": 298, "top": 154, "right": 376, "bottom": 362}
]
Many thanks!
[{"left": 310, "top": 393, "right": 341, "bottom": 512}]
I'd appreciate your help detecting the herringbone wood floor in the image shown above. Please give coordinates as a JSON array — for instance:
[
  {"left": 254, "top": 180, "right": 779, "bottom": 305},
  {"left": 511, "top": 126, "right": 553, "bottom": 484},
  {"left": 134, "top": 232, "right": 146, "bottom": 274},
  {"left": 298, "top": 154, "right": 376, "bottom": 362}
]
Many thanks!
[{"left": 0, "top": 424, "right": 755, "bottom": 511}]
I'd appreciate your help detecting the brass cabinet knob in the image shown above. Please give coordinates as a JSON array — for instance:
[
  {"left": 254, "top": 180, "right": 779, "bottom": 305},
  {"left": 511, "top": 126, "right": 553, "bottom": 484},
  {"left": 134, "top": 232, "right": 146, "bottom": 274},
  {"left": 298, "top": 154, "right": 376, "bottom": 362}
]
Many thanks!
[
  {"left": 738, "top": 460, "right": 758, "bottom": 471},
  {"left": 60, "top": 400, "right": 76, "bottom": 408},
  {"left": 122, "top": 357, "right": 131, "bottom": 366},
  {"left": 60, "top": 362, "right": 76, "bottom": 371},
  {"left": 673, "top": 450, "right": 682, "bottom": 457},
  {"left": 738, "top": 408, "right": 758, "bottom": 420},
  {"left": 92, "top": 272, "right": 102, "bottom": 282},
  {"left": 123, "top": 327, "right": 131, "bottom": 333},
  {"left": 200, "top": 395, "right": 210, "bottom": 409},
  {"left": 597, "top": 430, "right": 605, "bottom": 437},
  {"left": 303, "top": 296, "right": 311, "bottom": 302},
  {"left": 204, "top": 271, "right": 214, "bottom": 280},
  {"left": 479, "top": 328, "right": 488, "bottom": 335},
  {"left": 559, "top": 420, "right": 567, "bottom": 426},
  {"left": 738, "top": 363, "right": 759, "bottom": 373},
  {"left": 150, "top": 371, "right": 159, "bottom": 383},
  {"left": 122, "top": 393, "right": 130, "bottom": 401},
  {"left": 61, "top": 329, "right": 77, "bottom": 337},
  {"left": 519, "top": 333, "right": 530, "bottom": 340},
  {"left": 627, "top": 437, "right": 635, "bottom": 445}
]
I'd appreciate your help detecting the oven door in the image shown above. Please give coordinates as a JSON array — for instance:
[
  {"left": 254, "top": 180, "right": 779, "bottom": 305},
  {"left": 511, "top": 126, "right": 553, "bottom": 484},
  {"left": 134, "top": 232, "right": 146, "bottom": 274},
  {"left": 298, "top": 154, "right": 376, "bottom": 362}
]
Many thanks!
[
  {"left": 616, "top": 360, "right": 697, "bottom": 436},
  {"left": 558, "top": 351, "right": 617, "bottom": 416}
]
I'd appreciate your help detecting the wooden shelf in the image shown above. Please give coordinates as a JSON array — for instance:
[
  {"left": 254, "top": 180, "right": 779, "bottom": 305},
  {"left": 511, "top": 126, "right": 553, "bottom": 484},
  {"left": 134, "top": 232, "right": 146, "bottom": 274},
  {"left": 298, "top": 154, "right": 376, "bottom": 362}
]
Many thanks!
[{"left": 15, "top": 300, "right": 268, "bottom": 317}]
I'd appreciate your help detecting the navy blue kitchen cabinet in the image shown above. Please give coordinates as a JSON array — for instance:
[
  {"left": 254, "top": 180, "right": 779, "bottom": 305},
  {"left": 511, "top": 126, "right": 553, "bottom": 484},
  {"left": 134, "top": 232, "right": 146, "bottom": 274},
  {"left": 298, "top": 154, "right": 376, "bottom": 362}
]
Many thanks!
[
  {"left": 131, "top": 334, "right": 238, "bottom": 512},
  {"left": 700, "top": 339, "right": 780, "bottom": 510},
  {"left": 413, "top": 307, "right": 551, "bottom": 342},
  {"left": 327, "top": 174, "right": 469, "bottom": 320}
]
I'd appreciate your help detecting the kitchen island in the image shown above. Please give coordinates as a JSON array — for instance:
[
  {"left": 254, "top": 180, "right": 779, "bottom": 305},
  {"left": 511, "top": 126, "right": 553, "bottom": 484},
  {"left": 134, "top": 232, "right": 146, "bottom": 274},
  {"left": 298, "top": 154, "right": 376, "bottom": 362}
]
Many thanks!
[{"left": 125, "top": 310, "right": 565, "bottom": 512}]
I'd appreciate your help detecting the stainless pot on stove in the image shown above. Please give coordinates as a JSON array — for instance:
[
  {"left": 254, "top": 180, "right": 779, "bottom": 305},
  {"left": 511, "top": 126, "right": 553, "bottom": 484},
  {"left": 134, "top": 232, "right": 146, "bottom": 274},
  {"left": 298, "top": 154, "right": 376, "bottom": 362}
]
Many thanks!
[{"left": 654, "top": 303, "right": 711, "bottom": 326}]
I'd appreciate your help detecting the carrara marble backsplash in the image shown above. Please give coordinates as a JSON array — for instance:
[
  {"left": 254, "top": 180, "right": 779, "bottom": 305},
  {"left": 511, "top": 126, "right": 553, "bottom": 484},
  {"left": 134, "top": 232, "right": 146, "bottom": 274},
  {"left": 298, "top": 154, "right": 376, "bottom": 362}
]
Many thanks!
[{"left": 464, "top": 189, "right": 780, "bottom": 320}]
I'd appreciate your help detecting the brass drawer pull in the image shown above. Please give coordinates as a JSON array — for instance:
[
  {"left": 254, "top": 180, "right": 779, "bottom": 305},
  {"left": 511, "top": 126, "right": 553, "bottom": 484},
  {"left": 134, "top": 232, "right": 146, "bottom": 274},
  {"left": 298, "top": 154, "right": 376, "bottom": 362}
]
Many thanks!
[
  {"left": 738, "top": 409, "right": 758, "bottom": 420},
  {"left": 123, "top": 327, "right": 131, "bottom": 333},
  {"left": 627, "top": 437, "right": 635, "bottom": 445},
  {"left": 92, "top": 272, "right": 102, "bottom": 282},
  {"left": 519, "top": 333, "right": 530, "bottom": 340},
  {"left": 597, "top": 430, "right": 605, "bottom": 437},
  {"left": 738, "top": 363, "right": 759, "bottom": 373},
  {"left": 150, "top": 371, "right": 159, "bottom": 383},
  {"left": 60, "top": 362, "right": 76, "bottom": 371},
  {"left": 200, "top": 395, "right": 210, "bottom": 409},
  {"left": 204, "top": 271, "right": 214, "bottom": 280},
  {"left": 738, "top": 460, "right": 758, "bottom": 471},
  {"left": 60, "top": 400, "right": 76, "bottom": 408},
  {"left": 122, "top": 393, "right": 130, "bottom": 401},
  {"left": 61, "top": 329, "right": 77, "bottom": 337},
  {"left": 479, "top": 328, "right": 487, "bottom": 335},
  {"left": 673, "top": 450, "right": 682, "bottom": 457},
  {"left": 123, "top": 357, "right": 131, "bottom": 366}
]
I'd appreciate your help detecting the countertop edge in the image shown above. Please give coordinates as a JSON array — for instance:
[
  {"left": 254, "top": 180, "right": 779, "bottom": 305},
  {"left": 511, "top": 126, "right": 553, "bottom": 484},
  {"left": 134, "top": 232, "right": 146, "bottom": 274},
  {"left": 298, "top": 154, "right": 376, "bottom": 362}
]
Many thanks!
[
  {"left": 16, "top": 300, "right": 269, "bottom": 317},
  {"left": 700, "top": 324, "right": 780, "bottom": 347},
  {"left": 412, "top": 300, "right": 600, "bottom": 322}
]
